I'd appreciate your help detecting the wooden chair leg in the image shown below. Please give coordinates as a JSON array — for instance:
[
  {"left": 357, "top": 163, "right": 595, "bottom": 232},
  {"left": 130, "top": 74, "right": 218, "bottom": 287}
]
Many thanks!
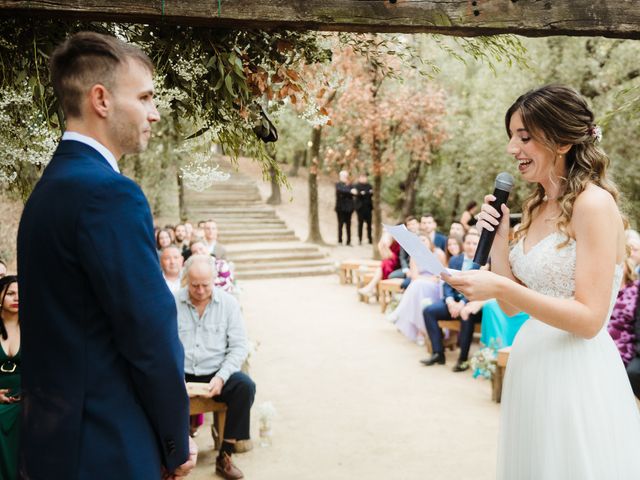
[
  {"left": 212, "top": 409, "right": 227, "bottom": 451},
  {"left": 492, "top": 365, "right": 504, "bottom": 403}
]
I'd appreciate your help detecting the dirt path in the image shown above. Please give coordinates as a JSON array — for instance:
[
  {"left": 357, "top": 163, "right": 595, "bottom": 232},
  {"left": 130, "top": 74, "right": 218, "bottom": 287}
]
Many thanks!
[{"left": 190, "top": 161, "right": 500, "bottom": 479}]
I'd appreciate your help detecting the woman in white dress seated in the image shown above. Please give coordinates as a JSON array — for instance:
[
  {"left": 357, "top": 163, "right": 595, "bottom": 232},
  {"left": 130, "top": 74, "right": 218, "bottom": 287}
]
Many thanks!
[
  {"left": 446, "top": 84, "right": 640, "bottom": 479},
  {"left": 389, "top": 235, "right": 445, "bottom": 344}
]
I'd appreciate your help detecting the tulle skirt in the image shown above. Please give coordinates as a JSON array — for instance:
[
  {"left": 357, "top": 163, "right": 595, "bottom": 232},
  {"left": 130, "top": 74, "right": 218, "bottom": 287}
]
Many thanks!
[
  {"left": 497, "top": 318, "right": 640, "bottom": 479},
  {"left": 393, "top": 278, "right": 442, "bottom": 342}
]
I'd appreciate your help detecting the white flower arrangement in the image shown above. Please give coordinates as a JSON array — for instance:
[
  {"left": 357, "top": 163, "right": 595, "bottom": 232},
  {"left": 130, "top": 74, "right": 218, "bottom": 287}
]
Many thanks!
[
  {"left": 256, "top": 401, "right": 277, "bottom": 429},
  {"left": 467, "top": 339, "right": 501, "bottom": 380}
]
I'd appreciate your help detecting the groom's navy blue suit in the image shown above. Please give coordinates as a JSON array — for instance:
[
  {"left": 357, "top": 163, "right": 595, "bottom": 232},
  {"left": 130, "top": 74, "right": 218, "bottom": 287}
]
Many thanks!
[{"left": 17, "top": 140, "right": 189, "bottom": 479}]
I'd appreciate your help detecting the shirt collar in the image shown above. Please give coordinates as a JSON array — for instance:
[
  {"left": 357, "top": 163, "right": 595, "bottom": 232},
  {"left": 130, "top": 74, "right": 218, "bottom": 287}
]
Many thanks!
[{"left": 61, "top": 131, "right": 120, "bottom": 173}]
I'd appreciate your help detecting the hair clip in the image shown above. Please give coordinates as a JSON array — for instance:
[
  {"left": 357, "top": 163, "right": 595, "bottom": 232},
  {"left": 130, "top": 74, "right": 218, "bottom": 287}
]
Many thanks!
[{"left": 589, "top": 125, "right": 603, "bottom": 143}]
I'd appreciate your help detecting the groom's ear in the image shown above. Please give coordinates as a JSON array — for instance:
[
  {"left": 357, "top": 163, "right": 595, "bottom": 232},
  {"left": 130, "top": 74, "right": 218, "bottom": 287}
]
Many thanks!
[{"left": 88, "top": 84, "right": 110, "bottom": 119}]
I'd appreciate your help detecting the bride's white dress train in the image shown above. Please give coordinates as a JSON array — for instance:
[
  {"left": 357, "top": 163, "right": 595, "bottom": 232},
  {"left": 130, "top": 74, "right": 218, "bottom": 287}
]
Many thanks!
[{"left": 497, "top": 232, "right": 640, "bottom": 480}]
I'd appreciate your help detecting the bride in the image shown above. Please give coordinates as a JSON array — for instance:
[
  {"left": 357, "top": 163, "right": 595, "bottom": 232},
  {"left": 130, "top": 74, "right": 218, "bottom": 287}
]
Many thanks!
[{"left": 445, "top": 84, "right": 640, "bottom": 479}]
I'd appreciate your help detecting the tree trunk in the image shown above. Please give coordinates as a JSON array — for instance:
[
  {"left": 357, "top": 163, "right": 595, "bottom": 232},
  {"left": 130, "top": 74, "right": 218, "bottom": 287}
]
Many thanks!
[
  {"left": 267, "top": 162, "right": 282, "bottom": 205},
  {"left": 371, "top": 137, "right": 383, "bottom": 259},
  {"left": 152, "top": 153, "right": 170, "bottom": 217},
  {"left": 400, "top": 157, "right": 422, "bottom": 220},
  {"left": 133, "top": 155, "right": 144, "bottom": 185},
  {"left": 177, "top": 170, "right": 187, "bottom": 221},
  {"left": 306, "top": 126, "right": 326, "bottom": 244},
  {"left": 449, "top": 160, "right": 462, "bottom": 224},
  {"left": 289, "top": 149, "right": 303, "bottom": 177}
]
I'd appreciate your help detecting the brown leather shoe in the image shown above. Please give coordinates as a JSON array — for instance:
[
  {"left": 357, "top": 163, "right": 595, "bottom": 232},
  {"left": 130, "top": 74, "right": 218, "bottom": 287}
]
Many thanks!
[{"left": 216, "top": 452, "right": 244, "bottom": 479}]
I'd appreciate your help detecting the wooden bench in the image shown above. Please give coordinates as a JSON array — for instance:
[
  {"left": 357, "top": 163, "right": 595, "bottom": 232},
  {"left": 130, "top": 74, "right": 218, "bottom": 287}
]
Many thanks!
[
  {"left": 189, "top": 397, "right": 227, "bottom": 450},
  {"left": 378, "top": 278, "right": 404, "bottom": 312},
  {"left": 492, "top": 347, "right": 511, "bottom": 403},
  {"left": 338, "top": 259, "right": 381, "bottom": 284},
  {"left": 357, "top": 272, "right": 377, "bottom": 303},
  {"left": 424, "top": 319, "right": 482, "bottom": 354}
]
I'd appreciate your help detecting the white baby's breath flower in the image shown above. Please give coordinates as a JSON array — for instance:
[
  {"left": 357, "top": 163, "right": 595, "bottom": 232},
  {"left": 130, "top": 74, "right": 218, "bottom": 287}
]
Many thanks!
[{"left": 179, "top": 153, "right": 230, "bottom": 192}]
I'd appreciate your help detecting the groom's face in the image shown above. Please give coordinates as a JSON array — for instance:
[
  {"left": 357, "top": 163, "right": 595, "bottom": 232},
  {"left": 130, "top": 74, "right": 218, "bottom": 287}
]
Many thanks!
[{"left": 107, "top": 58, "right": 160, "bottom": 156}]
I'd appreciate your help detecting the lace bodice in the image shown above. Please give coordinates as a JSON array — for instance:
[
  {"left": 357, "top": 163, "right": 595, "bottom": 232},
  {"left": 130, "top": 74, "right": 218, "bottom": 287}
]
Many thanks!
[{"left": 509, "top": 232, "right": 623, "bottom": 310}]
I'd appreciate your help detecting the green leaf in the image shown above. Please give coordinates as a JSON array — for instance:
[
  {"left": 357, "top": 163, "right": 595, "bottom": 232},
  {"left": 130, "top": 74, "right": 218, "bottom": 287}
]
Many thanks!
[{"left": 224, "top": 74, "right": 235, "bottom": 97}]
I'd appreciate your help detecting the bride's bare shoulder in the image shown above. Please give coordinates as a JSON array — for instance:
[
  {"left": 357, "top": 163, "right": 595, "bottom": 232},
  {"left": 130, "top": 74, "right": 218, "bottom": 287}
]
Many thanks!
[
  {"left": 573, "top": 184, "right": 619, "bottom": 218},
  {"left": 571, "top": 184, "right": 624, "bottom": 246}
]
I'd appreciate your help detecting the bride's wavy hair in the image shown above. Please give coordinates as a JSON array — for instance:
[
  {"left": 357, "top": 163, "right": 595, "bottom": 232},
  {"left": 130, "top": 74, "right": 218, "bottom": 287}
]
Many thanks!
[{"left": 506, "top": 84, "right": 620, "bottom": 247}]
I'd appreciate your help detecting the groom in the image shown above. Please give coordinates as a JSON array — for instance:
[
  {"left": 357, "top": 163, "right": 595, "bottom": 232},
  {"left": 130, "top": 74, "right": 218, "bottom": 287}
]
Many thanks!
[{"left": 17, "top": 32, "right": 195, "bottom": 479}]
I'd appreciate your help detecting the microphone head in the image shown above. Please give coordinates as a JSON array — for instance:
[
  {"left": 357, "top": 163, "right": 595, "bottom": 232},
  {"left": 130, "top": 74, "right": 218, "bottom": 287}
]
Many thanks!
[{"left": 495, "top": 172, "right": 515, "bottom": 192}]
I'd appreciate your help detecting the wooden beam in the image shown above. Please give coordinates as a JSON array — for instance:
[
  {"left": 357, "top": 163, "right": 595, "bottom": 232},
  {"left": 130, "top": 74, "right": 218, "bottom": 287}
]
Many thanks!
[{"left": 1, "top": 1, "right": 640, "bottom": 40}]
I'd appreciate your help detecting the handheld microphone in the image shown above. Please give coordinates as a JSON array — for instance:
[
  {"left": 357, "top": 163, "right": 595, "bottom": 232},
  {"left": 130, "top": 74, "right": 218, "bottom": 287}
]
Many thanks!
[{"left": 472, "top": 172, "right": 515, "bottom": 266}]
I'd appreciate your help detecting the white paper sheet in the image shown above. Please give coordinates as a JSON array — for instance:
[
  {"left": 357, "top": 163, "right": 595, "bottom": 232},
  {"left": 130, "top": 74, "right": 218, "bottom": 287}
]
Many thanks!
[{"left": 383, "top": 224, "right": 451, "bottom": 276}]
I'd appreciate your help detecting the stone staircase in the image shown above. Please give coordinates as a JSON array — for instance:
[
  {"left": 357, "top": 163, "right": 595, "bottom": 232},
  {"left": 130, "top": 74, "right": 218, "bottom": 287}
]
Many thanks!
[{"left": 185, "top": 169, "right": 335, "bottom": 280}]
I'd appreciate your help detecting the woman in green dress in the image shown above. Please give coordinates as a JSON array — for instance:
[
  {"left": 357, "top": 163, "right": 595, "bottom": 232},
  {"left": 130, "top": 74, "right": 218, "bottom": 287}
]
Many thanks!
[{"left": 0, "top": 275, "right": 20, "bottom": 480}]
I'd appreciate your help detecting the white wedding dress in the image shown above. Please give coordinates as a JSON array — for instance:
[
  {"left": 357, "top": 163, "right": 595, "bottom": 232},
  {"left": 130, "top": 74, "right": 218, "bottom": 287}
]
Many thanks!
[{"left": 497, "top": 232, "right": 640, "bottom": 480}]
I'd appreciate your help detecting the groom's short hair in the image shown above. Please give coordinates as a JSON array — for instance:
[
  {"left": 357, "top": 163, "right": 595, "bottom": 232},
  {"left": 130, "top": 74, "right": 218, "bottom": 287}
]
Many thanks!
[{"left": 50, "top": 31, "right": 153, "bottom": 119}]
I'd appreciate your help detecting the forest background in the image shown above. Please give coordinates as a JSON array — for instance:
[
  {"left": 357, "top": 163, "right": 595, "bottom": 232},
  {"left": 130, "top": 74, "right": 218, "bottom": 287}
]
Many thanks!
[{"left": 1, "top": 19, "right": 639, "bottom": 261}]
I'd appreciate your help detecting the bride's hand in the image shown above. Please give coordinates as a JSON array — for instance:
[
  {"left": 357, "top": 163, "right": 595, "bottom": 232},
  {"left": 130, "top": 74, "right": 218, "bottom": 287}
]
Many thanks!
[
  {"left": 476, "top": 194, "right": 510, "bottom": 248},
  {"left": 442, "top": 270, "right": 504, "bottom": 302}
]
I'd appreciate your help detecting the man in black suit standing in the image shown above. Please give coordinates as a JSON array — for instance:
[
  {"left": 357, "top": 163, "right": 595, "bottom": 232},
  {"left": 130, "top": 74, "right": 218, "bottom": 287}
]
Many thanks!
[
  {"left": 335, "top": 170, "right": 355, "bottom": 245},
  {"left": 353, "top": 173, "right": 373, "bottom": 245}
]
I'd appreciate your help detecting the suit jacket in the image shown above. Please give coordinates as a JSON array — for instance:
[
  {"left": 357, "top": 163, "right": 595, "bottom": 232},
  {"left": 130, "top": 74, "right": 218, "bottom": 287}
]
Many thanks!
[
  {"left": 443, "top": 254, "right": 477, "bottom": 303},
  {"left": 17, "top": 140, "right": 190, "bottom": 479},
  {"left": 335, "top": 182, "right": 354, "bottom": 213},
  {"left": 434, "top": 231, "right": 447, "bottom": 251},
  {"left": 353, "top": 182, "right": 373, "bottom": 212}
]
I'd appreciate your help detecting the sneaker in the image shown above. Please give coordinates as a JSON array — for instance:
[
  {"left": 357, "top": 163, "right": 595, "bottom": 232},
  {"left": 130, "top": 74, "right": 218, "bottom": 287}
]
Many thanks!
[
  {"left": 357, "top": 287, "right": 374, "bottom": 297},
  {"left": 385, "top": 311, "right": 399, "bottom": 323}
]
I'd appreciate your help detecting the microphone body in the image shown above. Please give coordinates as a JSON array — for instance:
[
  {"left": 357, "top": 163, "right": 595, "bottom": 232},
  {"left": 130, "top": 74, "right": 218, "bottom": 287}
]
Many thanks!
[{"left": 473, "top": 172, "right": 515, "bottom": 266}]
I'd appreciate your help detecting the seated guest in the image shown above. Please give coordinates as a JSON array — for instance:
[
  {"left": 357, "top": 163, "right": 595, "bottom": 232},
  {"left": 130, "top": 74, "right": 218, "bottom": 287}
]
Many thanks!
[
  {"left": 204, "top": 220, "right": 227, "bottom": 260},
  {"left": 607, "top": 255, "right": 639, "bottom": 366},
  {"left": 480, "top": 299, "right": 529, "bottom": 348},
  {"left": 448, "top": 222, "right": 465, "bottom": 239},
  {"left": 176, "top": 255, "right": 255, "bottom": 480},
  {"left": 626, "top": 288, "right": 640, "bottom": 400},
  {"left": 189, "top": 242, "right": 236, "bottom": 294},
  {"left": 445, "top": 235, "right": 463, "bottom": 263},
  {"left": 627, "top": 229, "right": 640, "bottom": 276},
  {"left": 420, "top": 213, "right": 447, "bottom": 251},
  {"left": 184, "top": 222, "right": 194, "bottom": 242},
  {"left": 155, "top": 228, "right": 172, "bottom": 257},
  {"left": 400, "top": 234, "right": 446, "bottom": 290},
  {"left": 160, "top": 246, "right": 184, "bottom": 294},
  {"left": 421, "top": 230, "right": 481, "bottom": 372},
  {"left": 389, "top": 235, "right": 444, "bottom": 344},
  {"left": 0, "top": 276, "right": 20, "bottom": 480},
  {"left": 357, "top": 232, "right": 400, "bottom": 298},
  {"left": 390, "top": 216, "right": 420, "bottom": 280},
  {"left": 460, "top": 200, "right": 479, "bottom": 231},
  {"left": 174, "top": 223, "right": 190, "bottom": 259}
]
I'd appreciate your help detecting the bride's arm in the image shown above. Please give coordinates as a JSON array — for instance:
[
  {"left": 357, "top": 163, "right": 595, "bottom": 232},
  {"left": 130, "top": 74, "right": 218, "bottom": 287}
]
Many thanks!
[{"left": 450, "top": 187, "right": 621, "bottom": 339}]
